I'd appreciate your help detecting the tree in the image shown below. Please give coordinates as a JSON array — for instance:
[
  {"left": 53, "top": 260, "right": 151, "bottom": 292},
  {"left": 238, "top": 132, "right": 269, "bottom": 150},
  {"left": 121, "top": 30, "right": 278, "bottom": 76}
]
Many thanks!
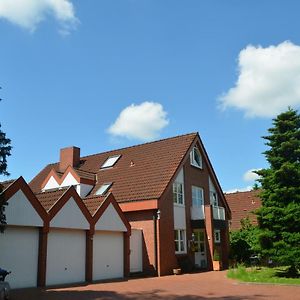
[
  {"left": 0, "top": 96, "right": 12, "bottom": 233},
  {"left": 256, "top": 108, "right": 300, "bottom": 276}
]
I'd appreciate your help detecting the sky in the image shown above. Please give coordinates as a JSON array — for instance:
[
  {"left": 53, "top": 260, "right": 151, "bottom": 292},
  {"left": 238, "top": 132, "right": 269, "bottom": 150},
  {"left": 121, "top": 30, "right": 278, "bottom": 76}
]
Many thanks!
[{"left": 1, "top": 0, "right": 300, "bottom": 192}]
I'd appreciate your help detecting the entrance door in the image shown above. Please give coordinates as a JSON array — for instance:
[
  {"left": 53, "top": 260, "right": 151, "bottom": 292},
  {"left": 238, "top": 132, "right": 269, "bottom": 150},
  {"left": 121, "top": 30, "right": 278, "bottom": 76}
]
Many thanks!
[
  {"left": 130, "top": 229, "right": 143, "bottom": 273},
  {"left": 194, "top": 230, "right": 207, "bottom": 268}
]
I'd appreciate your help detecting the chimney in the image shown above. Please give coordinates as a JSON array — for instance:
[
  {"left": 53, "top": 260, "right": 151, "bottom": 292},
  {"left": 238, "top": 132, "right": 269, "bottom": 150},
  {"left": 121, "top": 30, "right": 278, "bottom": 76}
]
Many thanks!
[{"left": 59, "top": 146, "right": 80, "bottom": 172}]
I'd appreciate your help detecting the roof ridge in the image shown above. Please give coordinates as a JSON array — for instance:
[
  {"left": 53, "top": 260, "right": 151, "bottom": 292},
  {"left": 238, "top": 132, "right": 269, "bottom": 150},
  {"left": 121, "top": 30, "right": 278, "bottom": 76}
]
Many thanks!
[
  {"left": 35, "top": 186, "right": 69, "bottom": 195},
  {"left": 81, "top": 132, "right": 198, "bottom": 160},
  {"left": 225, "top": 189, "right": 260, "bottom": 195}
]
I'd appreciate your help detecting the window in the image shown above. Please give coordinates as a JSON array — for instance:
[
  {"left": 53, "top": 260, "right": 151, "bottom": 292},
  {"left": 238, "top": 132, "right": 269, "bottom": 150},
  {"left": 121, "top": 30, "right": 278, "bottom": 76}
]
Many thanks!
[
  {"left": 192, "top": 186, "right": 204, "bottom": 207},
  {"left": 95, "top": 183, "right": 112, "bottom": 196},
  {"left": 173, "top": 182, "right": 184, "bottom": 205},
  {"left": 214, "top": 229, "right": 221, "bottom": 243},
  {"left": 101, "top": 155, "right": 121, "bottom": 169},
  {"left": 190, "top": 147, "right": 202, "bottom": 169},
  {"left": 174, "top": 229, "right": 186, "bottom": 253},
  {"left": 210, "top": 191, "right": 218, "bottom": 206}
]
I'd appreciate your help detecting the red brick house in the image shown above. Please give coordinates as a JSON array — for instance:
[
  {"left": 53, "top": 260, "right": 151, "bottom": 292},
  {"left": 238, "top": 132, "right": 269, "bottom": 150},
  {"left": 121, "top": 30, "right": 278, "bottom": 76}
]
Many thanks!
[
  {"left": 30, "top": 132, "right": 231, "bottom": 276},
  {"left": 225, "top": 190, "right": 261, "bottom": 231}
]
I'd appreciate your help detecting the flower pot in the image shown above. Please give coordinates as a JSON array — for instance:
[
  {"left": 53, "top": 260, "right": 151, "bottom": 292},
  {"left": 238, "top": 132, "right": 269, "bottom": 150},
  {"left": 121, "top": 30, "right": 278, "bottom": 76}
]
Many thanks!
[{"left": 213, "top": 260, "right": 221, "bottom": 271}]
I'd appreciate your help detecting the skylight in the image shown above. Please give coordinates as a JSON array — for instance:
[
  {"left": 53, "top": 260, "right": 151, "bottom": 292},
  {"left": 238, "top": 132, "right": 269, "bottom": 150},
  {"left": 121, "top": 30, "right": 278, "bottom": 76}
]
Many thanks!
[
  {"left": 95, "top": 183, "right": 112, "bottom": 196},
  {"left": 101, "top": 155, "right": 121, "bottom": 169}
]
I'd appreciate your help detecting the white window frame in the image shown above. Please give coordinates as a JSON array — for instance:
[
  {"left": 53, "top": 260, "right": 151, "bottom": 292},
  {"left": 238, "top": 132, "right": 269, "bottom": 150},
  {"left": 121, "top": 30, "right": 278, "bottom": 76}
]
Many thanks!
[
  {"left": 173, "top": 182, "right": 184, "bottom": 205},
  {"left": 95, "top": 182, "right": 112, "bottom": 196},
  {"left": 190, "top": 147, "right": 202, "bottom": 169},
  {"left": 210, "top": 191, "right": 218, "bottom": 206},
  {"left": 214, "top": 229, "right": 221, "bottom": 243},
  {"left": 101, "top": 155, "right": 121, "bottom": 169},
  {"left": 192, "top": 186, "right": 204, "bottom": 207},
  {"left": 174, "top": 229, "right": 186, "bottom": 254}
]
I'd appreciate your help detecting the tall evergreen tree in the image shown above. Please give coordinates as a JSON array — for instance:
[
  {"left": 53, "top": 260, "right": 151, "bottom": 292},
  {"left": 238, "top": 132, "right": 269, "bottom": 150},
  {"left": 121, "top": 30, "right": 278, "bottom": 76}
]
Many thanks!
[
  {"left": 0, "top": 96, "right": 12, "bottom": 233},
  {"left": 256, "top": 108, "right": 300, "bottom": 275}
]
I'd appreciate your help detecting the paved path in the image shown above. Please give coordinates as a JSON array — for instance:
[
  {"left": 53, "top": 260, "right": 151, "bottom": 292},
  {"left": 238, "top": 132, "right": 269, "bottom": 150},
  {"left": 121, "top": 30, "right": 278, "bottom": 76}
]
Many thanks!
[{"left": 11, "top": 271, "right": 300, "bottom": 300}]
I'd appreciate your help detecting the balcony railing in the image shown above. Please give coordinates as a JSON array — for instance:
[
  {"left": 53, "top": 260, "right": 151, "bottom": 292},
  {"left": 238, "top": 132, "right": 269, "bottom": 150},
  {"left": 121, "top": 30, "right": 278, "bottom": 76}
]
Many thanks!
[
  {"left": 213, "top": 206, "right": 225, "bottom": 220},
  {"left": 191, "top": 205, "right": 205, "bottom": 220}
]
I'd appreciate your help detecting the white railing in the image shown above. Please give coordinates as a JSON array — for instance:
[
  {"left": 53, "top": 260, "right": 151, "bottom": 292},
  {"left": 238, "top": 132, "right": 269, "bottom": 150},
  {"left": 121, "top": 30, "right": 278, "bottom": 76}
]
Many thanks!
[
  {"left": 213, "top": 206, "right": 225, "bottom": 220},
  {"left": 191, "top": 205, "right": 205, "bottom": 220}
]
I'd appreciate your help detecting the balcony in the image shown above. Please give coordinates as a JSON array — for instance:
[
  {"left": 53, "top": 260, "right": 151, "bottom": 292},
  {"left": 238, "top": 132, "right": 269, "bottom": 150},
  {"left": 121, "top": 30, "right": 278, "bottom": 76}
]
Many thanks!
[
  {"left": 213, "top": 206, "right": 225, "bottom": 220},
  {"left": 191, "top": 205, "right": 205, "bottom": 220}
]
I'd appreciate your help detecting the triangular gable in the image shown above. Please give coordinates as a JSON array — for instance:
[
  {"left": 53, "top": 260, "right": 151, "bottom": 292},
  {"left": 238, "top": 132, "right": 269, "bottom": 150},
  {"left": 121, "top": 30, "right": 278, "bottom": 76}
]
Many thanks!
[
  {"left": 92, "top": 193, "right": 130, "bottom": 233},
  {"left": 48, "top": 187, "right": 92, "bottom": 230},
  {"left": 2, "top": 177, "right": 48, "bottom": 226},
  {"left": 60, "top": 172, "right": 79, "bottom": 187},
  {"left": 43, "top": 175, "right": 60, "bottom": 190}
]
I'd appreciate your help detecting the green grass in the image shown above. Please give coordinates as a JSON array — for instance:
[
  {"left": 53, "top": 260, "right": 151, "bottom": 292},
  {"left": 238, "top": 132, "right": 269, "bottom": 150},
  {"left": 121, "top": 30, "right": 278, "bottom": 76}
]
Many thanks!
[{"left": 227, "top": 266, "right": 300, "bottom": 285}]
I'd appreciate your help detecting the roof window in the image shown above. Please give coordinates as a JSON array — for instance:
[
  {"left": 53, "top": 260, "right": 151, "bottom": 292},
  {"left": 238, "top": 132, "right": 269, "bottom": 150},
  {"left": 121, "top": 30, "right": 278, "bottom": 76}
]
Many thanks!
[
  {"left": 95, "top": 183, "right": 112, "bottom": 196},
  {"left": 101, "top": 155, "right": 121, "bottom": 169}
]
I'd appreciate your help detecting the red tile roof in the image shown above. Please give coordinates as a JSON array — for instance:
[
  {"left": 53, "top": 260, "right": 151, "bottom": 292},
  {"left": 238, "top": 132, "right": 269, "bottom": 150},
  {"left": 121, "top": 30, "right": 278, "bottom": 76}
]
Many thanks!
[
  {"left": 225, "top": 190, "right": 261, "bottom": 230},
  {"left": 30, "top": 133, "right": 197, "bottom": 203},
  {"left": 0, "top": 179, "right": 16, "bottom": 191},
  {"left": 35, "top": 187, "right": 69, "bottom": 212},
  {"left": 83, "top": 195, "right": 106, "bottom": 215}
]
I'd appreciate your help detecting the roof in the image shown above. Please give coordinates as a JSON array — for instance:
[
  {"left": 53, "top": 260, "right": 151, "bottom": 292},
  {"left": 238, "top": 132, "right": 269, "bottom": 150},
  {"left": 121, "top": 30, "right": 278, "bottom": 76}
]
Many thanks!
[
  {"left": 35, "top": 187, "right": 69, "bottom": 211},
  {"left": 225, "top": 190, "right": 261, "bottom": 230},
  {"left": 0, "top": 179, "right": 16, "bottom": 191},
  {"left": 30, "top": 133, "right": 198, "bottom": 203},
  {"left": 83, "top": 195, "right": 106, "bottom": 215}
]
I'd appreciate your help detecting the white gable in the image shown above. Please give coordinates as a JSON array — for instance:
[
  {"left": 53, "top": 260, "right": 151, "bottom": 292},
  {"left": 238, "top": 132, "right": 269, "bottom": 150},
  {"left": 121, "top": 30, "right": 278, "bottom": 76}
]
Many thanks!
[
  {"left": 61, "top": 172, "right": 79, "bottom": 187},
  {"left": 5, "top": 190, "right": 43, "bottom": 227},
  {"left": 44, "top": 176, "right": 60, "bottom": 190},
  {"left": 50, "top": 197, "right": 89, "bottom": 230},
  {"left": 95, "top": 203, "right": 127, "bottom": 232}
]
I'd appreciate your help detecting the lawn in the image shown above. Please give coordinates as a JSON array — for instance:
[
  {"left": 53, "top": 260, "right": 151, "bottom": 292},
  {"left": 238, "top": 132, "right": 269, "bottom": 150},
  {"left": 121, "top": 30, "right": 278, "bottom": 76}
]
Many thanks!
[{"left": 227, "top": 266, "right": 300, "bottom": 285}]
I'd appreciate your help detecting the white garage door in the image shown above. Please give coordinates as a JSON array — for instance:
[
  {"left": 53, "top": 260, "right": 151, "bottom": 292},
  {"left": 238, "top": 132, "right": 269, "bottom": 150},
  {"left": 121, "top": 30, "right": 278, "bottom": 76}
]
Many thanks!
[
  {"left": 130, "top": 229, "right": 143, "bottom": 273},
  {"left": 46, "top": 229, "right": 86, "bottom": 286},
  {"left": 0, "top": 226, "right": 39, "bottom": 289},
  {"left": 93, "top": 231, "right": 123, "bottom": 281}
]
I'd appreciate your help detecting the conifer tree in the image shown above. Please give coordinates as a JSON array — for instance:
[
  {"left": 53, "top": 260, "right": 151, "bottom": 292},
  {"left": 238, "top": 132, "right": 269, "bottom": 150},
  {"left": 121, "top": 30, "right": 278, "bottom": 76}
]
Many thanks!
[{"left": 256, "top": 108, "right": 300, "bottom": 275}]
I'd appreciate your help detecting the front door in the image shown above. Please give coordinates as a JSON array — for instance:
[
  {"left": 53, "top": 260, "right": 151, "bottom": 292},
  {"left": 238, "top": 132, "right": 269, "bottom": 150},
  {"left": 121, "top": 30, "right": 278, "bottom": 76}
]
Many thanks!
[{"left": 194, "top": 230, "right": 207, "bottom": 268}]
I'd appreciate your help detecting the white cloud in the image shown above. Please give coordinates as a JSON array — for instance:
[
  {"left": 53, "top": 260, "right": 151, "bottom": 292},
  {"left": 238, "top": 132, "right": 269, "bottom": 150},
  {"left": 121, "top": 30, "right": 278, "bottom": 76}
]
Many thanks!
[
  {"left": 0, "top": 0, "right": 78, "bottom": 33},
  {"left": 224, "top": 186, "right": 252, "bottom": 194},
  {"left": 219, "top": 41, "right": 300, "bottom": 117},
  {"left": 243, "top": 169, "right": 260, "bottom": 182},
  {"left": 108, "top": 102, "right": 169, "bottom": 141}
]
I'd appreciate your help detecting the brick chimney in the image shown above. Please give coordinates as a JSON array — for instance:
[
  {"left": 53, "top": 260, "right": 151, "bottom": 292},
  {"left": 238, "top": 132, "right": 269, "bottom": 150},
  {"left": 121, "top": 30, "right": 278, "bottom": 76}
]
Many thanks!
[{"left": 59, "top": 146, "right": 80, "bottom": 172}]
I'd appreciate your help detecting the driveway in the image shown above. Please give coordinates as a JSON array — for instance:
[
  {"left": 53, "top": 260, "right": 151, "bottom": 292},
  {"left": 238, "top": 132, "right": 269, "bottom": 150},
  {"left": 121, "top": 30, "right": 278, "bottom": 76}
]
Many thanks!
[{"left": 11, "top": 271, "right": 300, "bottom": 300}]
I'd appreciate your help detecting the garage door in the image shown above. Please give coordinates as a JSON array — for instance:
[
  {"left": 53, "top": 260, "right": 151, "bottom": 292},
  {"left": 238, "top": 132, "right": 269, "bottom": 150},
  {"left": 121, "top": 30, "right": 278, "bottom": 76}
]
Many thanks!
[
  {"left": 93, "top": 231, "right": 123, "bottom": 281},
  {"left": 46, "top": 229, "right": 86, "bottom": 286},
  {"left": 0, "top": 226, "right": 39, "bottom": 289},
  {"left": 130, "top": 229, "right": 143, "bottom": 273}
]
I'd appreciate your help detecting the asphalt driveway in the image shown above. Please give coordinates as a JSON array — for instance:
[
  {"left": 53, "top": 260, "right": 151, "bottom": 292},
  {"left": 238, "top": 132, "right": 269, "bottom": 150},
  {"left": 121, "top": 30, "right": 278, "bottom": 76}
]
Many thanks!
[{"left": 11, "top": 271, "right": 300, "bottom": 300}]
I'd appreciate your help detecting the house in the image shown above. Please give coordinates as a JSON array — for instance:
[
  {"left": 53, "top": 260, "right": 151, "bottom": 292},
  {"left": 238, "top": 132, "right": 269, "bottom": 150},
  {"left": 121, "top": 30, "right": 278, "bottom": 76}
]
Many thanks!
[
  {"left": 225, "top": 190, "right": 261, "bottom": 231},
  {"left": 0, "top": 177, "right": 130, "bottom": 289},
  {"left": 30, "top": 132, "right": 231, "bottom": 276}
]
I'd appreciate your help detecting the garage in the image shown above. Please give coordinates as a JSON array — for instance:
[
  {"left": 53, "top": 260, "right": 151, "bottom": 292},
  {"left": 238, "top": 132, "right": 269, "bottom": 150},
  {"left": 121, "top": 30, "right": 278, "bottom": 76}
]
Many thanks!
[
  {"left": 0, "top": 226, "right": 39, "bottom": 289},
  {"left": 46, "top": 228, "right": 86, "bottom": 286},
  {"left": 93, "top": 231, "right": 124, "bottom": 280}
]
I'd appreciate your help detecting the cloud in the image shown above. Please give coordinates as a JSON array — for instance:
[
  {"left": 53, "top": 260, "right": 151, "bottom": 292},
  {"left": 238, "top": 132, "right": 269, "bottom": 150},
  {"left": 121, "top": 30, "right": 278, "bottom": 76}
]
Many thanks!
[
  {"left": 219, "top": 41, "right": 300, "bottom": 117},
  {"left": 243, "top": 169, "right": 260, "bottom": 182},
  {"left": 108, "top": 102, "right": 169, "bottom": 141},
  {"left": 0, "top": 0, "right": 78, "bottom": 33},
  {"left": 224, "top": 186, "right": 252, "bottom": 194}
]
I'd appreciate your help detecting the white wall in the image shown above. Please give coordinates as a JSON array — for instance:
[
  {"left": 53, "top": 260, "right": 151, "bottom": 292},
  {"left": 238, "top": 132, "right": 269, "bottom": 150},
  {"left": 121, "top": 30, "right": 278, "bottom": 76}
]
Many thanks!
[
  {"left": 61, "top": 172, "right": 79, "bottom": 187},
  {"left": 93, "top": 231, "right": 124, "bottom": 280},
  {"left": 43, "top": 176, "right": 60, "bottom": 190},
  {"left": 95, "top": 203, "right": 127, "bottom": 231},
  {"left": 0, "top": 227, "right": 39, "bottom": 289},
  {"left": 46, "top": 229, "right": 86, "bottom": 286},
  {"left": 173, "top": 167, "right": 186, "bottom": 229},
  {"left": 50, "top": 197, "right": 89, "bottom": 230},
  {"left": 5, "top": 190, "right": 43, "bottom": 227}
]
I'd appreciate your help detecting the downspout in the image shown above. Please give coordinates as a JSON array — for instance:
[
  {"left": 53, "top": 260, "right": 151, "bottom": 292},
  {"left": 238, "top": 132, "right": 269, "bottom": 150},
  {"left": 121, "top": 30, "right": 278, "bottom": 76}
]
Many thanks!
[{"left": 153, "top": 212, "right": 158, "bottom": 276}]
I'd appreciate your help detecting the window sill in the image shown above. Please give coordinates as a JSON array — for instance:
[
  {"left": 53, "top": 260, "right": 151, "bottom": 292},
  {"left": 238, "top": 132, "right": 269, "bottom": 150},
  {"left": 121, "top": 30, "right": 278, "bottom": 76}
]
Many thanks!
[
  {"left": 190, "top": 163, "right": 203, "bottom": 169},
  {"left": 175, "top": 251, "right": 187, "bottom": 255},
  {"left": 174, "top": 203, "right": 185, "bottom": 207}
]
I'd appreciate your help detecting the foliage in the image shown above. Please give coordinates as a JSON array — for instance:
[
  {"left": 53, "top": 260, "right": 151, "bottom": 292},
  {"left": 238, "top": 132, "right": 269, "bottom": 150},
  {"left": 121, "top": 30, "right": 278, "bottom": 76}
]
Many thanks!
[
  {"left": 255, "top": 108, "right": 300, "bottom": 275},
  {"left": 230, "top": 217, "right": 261, "bottom": 264},
  {"left": 227, "top": 265, "right": 300, "bottom": 284},
  {"left": 0, "top": 98, "right": 12, "bottom": 233}
]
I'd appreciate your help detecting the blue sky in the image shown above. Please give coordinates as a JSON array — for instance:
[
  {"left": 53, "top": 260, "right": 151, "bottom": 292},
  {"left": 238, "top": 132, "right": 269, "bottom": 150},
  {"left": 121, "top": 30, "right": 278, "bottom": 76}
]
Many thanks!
[{"left": 1, "top": 0, "right": 300, "bottom": 192}]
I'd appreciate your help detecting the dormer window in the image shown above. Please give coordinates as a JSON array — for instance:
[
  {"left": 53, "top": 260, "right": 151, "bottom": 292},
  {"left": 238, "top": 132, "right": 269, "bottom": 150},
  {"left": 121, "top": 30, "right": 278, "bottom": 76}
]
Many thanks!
[
  {"left": 95, "top": 183, "right": 112, "bottom": 196},
  {"left": 190, "top": 147, "right": 202, "bottom": 169},
  {"left": 101, "top": 155, "right": 121, "bottom": 169}
]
